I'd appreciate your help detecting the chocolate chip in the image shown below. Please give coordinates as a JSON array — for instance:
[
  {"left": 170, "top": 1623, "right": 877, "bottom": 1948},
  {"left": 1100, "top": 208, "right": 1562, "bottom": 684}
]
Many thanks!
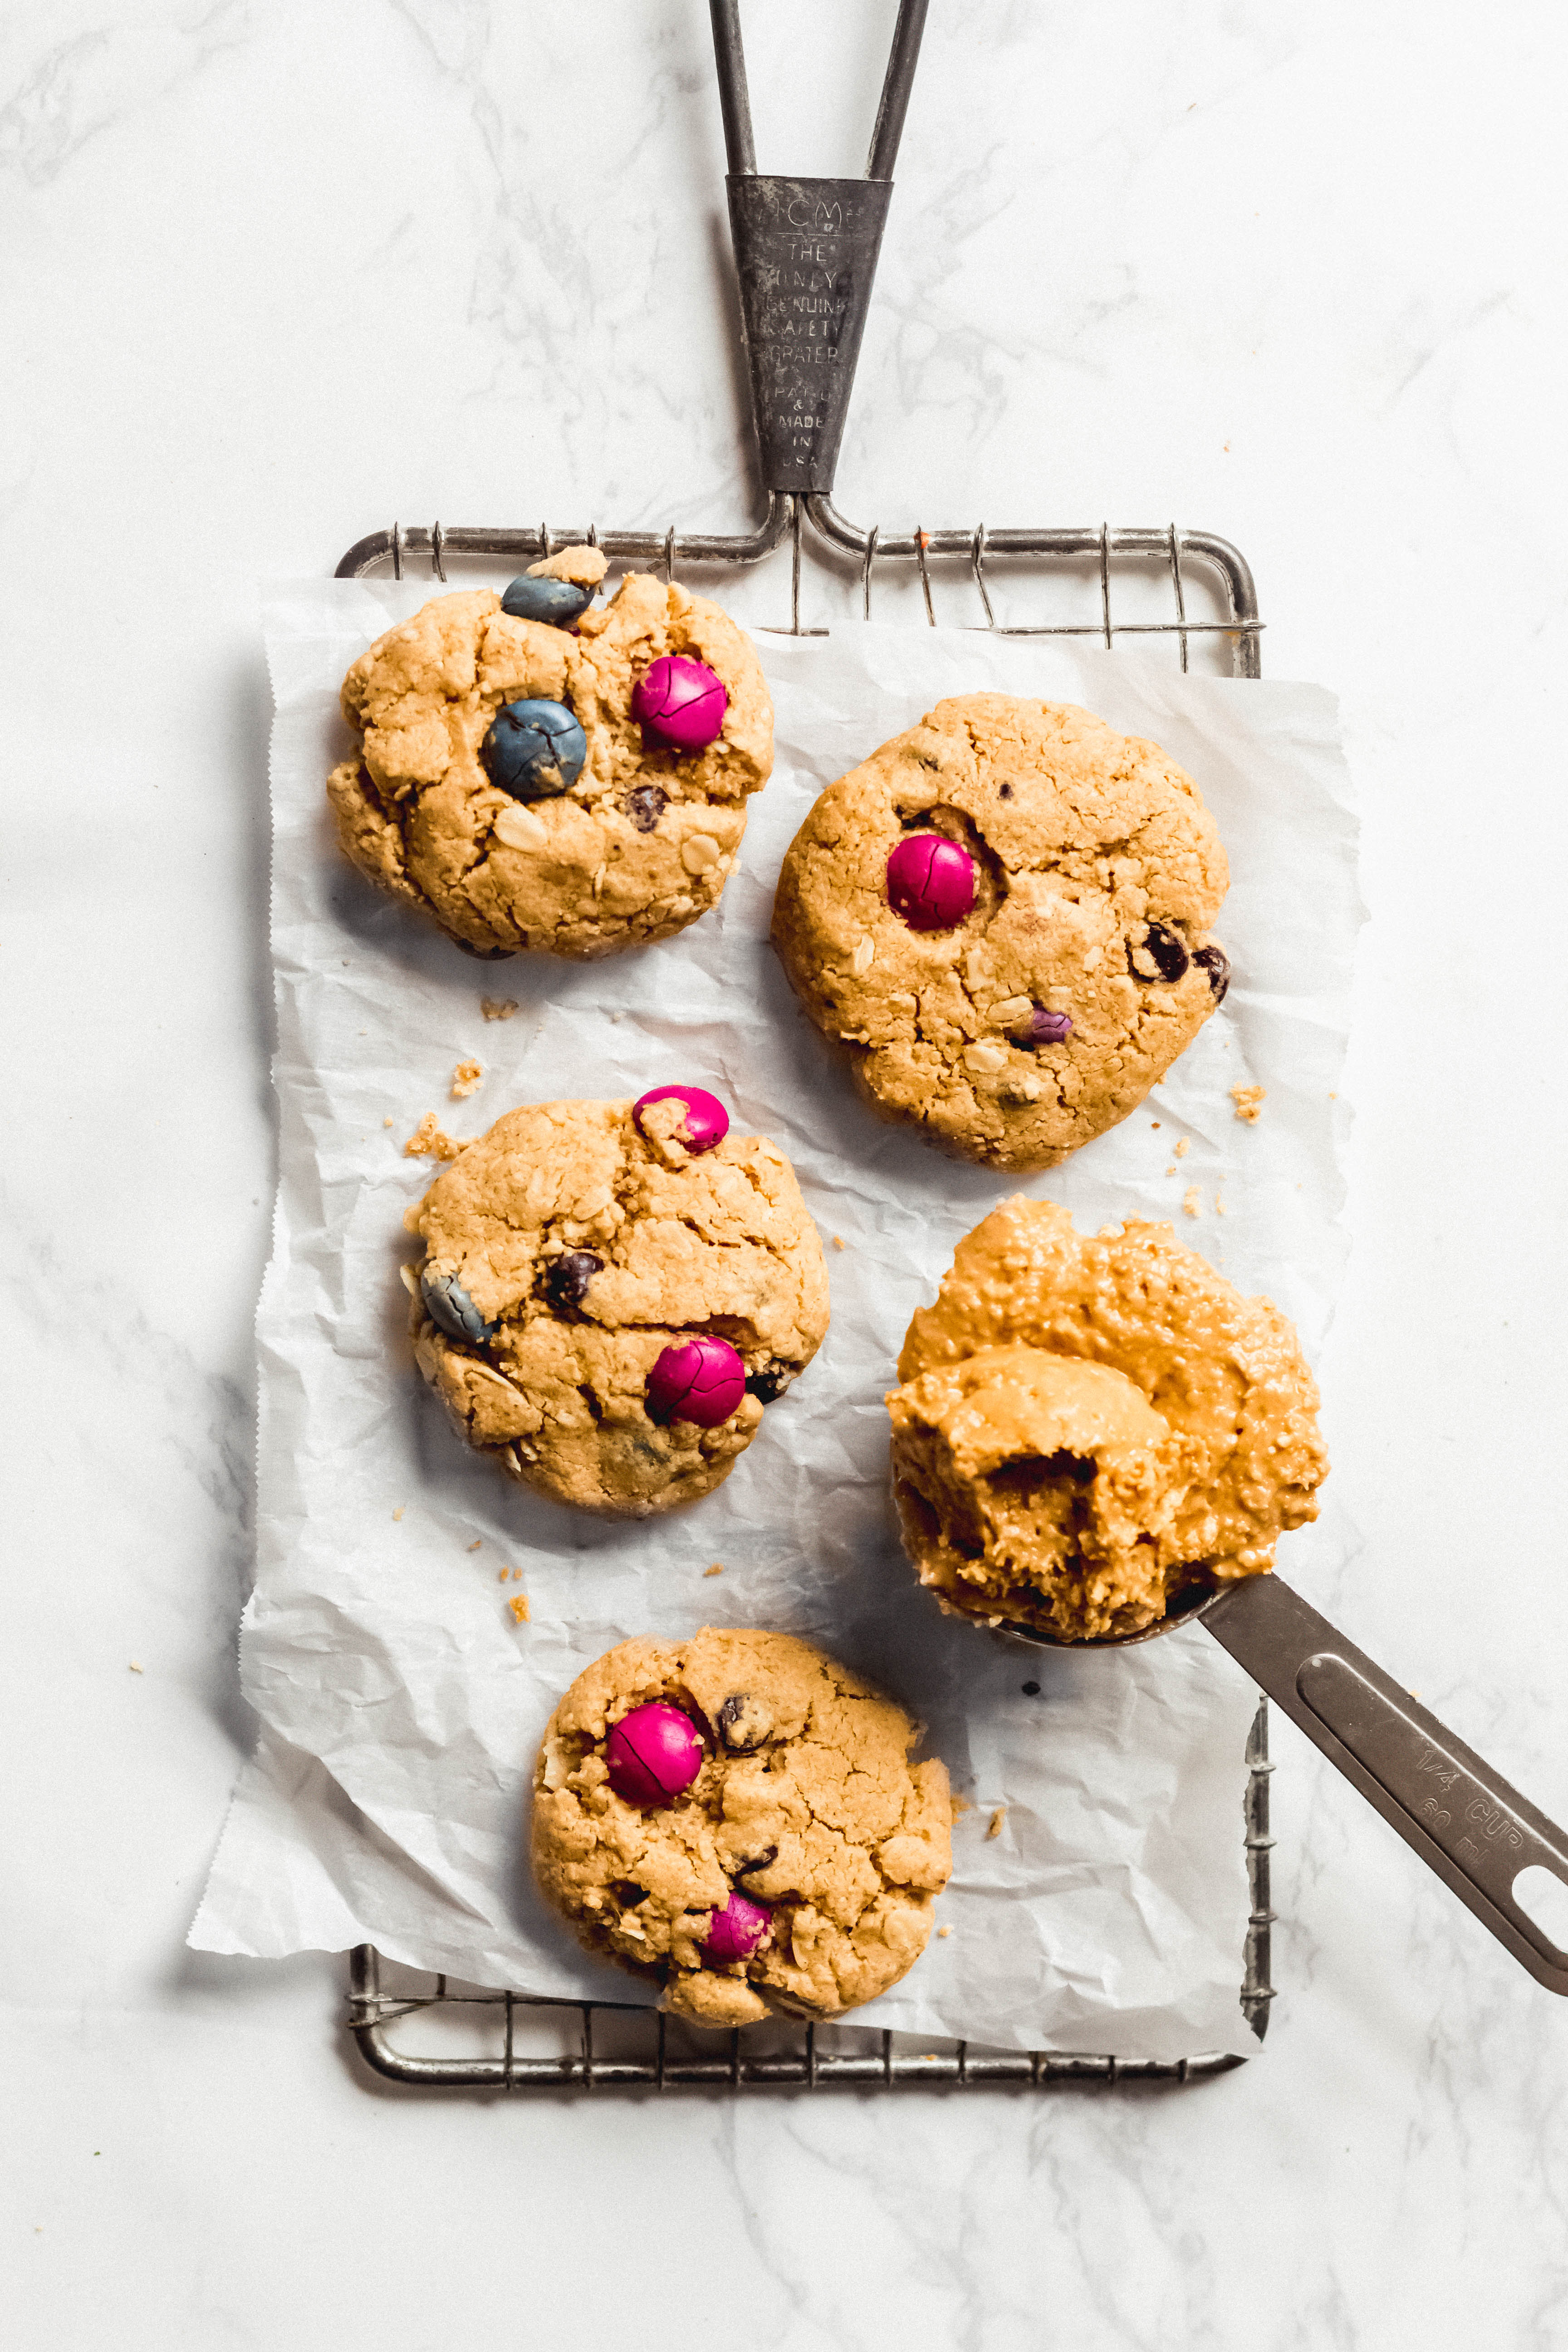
[
  {"left": 998, "top": 782, "right": 1014, "bottom": 800},
  {"left": 1021, "top": 1681, "right": 1041, "bottom": 1696},
  {"left": 624, "top": 783, "right": 667, "bottom": 833},
  {"left": 744, "top": 1359, "right": 795, "bottom": 1404},
  {"left": 1194, "top": 943, "right": 1231, "bottom": 1004},
  {"left": 1128, "top": 922, "right": 1190, "bottom": 984},
  {"left": 718, "top": 1692, "right": 771, "bottom": 1749},
  {"left": 542, "top": 1250, "right": 603, "bottom": 1312}
]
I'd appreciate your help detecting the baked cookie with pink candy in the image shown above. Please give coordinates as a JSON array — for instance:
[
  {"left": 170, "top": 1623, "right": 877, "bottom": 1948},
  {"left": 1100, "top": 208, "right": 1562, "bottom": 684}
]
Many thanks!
[
  {"left": 328, "top": 552, "right": 773, "bottom": 960},
  {"left": 531, "top": 1628, "right": 953, "bottom": 2025},
  {"left": 405, "top": 1088, "right": 828, "bottom": 1517},
  {"left": 771, "top": 694, "right": 1230, "bottom": 1171}
]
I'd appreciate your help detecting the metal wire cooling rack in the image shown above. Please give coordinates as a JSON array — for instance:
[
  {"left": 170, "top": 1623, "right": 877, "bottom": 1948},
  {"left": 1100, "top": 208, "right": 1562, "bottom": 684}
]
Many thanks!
[
  {"left": 347, "top": 1704, "right": 1272, "bottom": 2091},
  {"left": 332, "top": 494, "right": 1274, "bottom": 2092},
  {"left": 332, "top": 0, "right": 1274, "bottom": 2095}
]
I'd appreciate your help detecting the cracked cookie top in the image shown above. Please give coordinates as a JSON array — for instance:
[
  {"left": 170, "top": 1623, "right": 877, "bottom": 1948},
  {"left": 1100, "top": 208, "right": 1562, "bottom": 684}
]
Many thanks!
[
  {"left": 531, "top": 1628, "right": 952, "bottom": 2026},
  {"left": 328, "top": 564, "right": 774, "bottom": 960},
  {"left": 406, "top": 1097, "right": 829, "bottom": 1517},
  {"left": 770, "top": 694, "right": 1230, "bottom": 1171},
  {"left": 888, "top": 1196, "right": 1328, "bottom": 1639}
]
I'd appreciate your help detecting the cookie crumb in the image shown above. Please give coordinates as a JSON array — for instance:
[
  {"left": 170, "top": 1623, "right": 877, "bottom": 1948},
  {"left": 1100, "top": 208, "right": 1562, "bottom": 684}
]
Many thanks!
[
  {"left": 468, "top": 1539, "right": 482, "bottom": 1552},
  {"left": 986, "top": 1807, "right": 1007, "bottom": 1841},
  {"left": 481, "top": 996, "right": 519, "bottom": 1022},
  {"left": 397, "top": 1263, "right": 418, "bottom": 1296},
  {"left": 1150, "top": 1121, "right": 1161, "bottom": 1129},
  {"left": 1183, "top": 1186, "right": 1202, "bottom": 1218},
  {"left": 950, "top": 1794, "right": 973, "bottom": 1821},
  {"left": 1175, "top": 1137, "right": 1191, "bottom": 1159},
  {"left": 704, "top": 1562, "right": 725, "bottom": 1578},
  {"left": 936, "top": 1925, "right": 952, "bottom": 1939},
  {"left": 497, "top": 1568, "right": 509, "bottom": 1582},
  {"left": 832, "top": 1234, "right": 845, "bottom": 1250},
  {"left": 1215, "top": 1196, "right": 1227, "bottom": 1217},
  {"left": 392, "top": 1505, "right": 406, "bottom": 1522},
  {"left": 404, "top": 1112, "right": 464, "bottom": 1161},
  {"left": 1230, "top": 1084, "right": 1265, "bottom": 1124},
  {"left": 1165, "top": 1164, "right": 1176, "bottom": 1177},
  {"left": 451, "top": 1059, "right": 483, "bottom": 1100},
  {"left": 508, "top": 1592, "right": 531, "bottom": 1624},
  {"left": 528, "top": 543, "right": 608, "bottom": 589},
  {"left": 128, "top": 1661, "right": 143, "bottom": 1674},
  {"left": 383, "top": 1117, "right": 394, "bottom": 1128}
]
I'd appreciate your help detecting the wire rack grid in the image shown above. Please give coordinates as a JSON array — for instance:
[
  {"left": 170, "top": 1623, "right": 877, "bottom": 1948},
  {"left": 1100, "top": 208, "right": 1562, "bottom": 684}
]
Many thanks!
[{"left": 331, "top": 493, "right": 1275, "bottom": 2092}]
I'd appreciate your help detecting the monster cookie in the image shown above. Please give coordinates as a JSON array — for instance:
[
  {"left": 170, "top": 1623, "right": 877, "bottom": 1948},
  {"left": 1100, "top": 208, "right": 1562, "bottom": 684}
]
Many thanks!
[
  {"left": 328, "top": 549, "right": 773, "bottom": 959},
  {"left": 887, "top": 1197, "right": 1328, "bottom": 1640},
  {"left": 771, "top": 695, "right": 1231, "bottom": 1171},
  {"left": 530, "top": 1628, "right": 952, "bottom": 2025},
  {"left": 406, "top": 1088, "right": 828, "bottom": 1516}
]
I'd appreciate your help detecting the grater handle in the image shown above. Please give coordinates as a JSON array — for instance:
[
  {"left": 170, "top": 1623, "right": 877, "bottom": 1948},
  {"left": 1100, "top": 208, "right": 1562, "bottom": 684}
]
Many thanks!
[{"left": 1201, "top": 1572, "right": 1568, "bottom": 1993}]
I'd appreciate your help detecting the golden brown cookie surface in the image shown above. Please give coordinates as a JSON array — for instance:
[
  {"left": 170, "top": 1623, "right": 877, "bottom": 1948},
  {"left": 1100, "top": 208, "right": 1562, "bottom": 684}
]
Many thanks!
[
  {"left": 328, "top": 561, "right": 773, "bottom": 959},
  {"left": 407, "top": 1097, "right": 828, "bottom": 1517},
  {"left": 888, "top": 1197, "right": 1328, "bottom": 1639},
  {"left": 531, "top": 1629, "right": 952, "bottom": 2025},
  {"left": 771, "top": 695, "right": 1230, "bottom": 1170}
]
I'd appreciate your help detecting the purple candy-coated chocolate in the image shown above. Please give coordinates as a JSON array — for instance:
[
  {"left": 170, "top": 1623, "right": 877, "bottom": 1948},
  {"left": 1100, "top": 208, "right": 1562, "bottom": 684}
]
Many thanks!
[
  {"left": 632, "top": 1085, "right": 730, "bottom": 1155},
  {"left": 603, "top": 1702, "right": 704, "bottom": 1809},
  {"left": 1015, "top": 1004, "right": 1073, "bottom": 1047},
  {"left": 886, "top": 833, "right": 976, "bottom": 932},
  {"left": 702, "top": 1890, "right": 773, "bottom": 1965},
  {"left": 645, "top": 1335, "right": 747, "bottom": 1428},
  {"left": 631, "top": 654, "right": 729, "bottom": 754}
]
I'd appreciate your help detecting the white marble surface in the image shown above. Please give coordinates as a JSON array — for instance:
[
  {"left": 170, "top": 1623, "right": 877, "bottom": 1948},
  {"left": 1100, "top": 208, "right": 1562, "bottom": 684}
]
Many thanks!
[{"left": 5, "top": 2, "right": 1568, "bottom": 2344}]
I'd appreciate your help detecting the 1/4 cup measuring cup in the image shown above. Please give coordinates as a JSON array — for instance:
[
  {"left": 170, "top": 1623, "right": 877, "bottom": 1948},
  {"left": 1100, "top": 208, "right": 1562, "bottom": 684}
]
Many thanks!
[{"left": 1005, "top": 1570, "right": 1568, "bottom": 1995}]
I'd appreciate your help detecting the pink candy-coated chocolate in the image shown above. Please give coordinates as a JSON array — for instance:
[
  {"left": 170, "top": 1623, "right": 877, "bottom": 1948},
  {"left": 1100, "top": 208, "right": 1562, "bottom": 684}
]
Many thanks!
[
  {"left": 886, "top": 833, "right": 976, "bottom": 932},
  {"left": 632, "top": 654, "right": 729, "bottom": 753},
  {"left": 702, "top": 1890, "right": 773, "bottom": 1965},
  {"left": 645, "top": 1335, "right": 747, "bottom": 1428},
  {"left": 632, "top": 1085, "right": 730, "bottom": 1155},
  {"left": 603, "top": 1702, "right": 705, "bottom": 1808}
]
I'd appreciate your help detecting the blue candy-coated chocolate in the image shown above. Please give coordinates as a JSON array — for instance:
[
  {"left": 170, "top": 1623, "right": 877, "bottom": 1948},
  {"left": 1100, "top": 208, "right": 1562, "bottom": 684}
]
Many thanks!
[
  {"left": 500, "top": 574, "right": 594, "bottom": 628},
  {"left": 481, "top": 698, "right": 586, "bottom": 801},
  {"left": 421, "top": 1268, "right": 497, "bottom": 1346}
]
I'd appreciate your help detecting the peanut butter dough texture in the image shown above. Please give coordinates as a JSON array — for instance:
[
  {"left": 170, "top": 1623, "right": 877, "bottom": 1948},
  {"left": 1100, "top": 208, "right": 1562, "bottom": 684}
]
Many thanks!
[
  {"left": 407, "top": 1097, "right": 829, "bottom": 1517},
  {"left": 531, "top": 1629, "right": 953, "bottom": 2026},
  {"left": 772, "top": 695, "right": 1230, "bottom": 1170},
  {"left": 328, "top": 556, "right": 774, "bottom": 958},
  {"left": 888, "top": 1198, "right": 1328, "bottom": 1641}
]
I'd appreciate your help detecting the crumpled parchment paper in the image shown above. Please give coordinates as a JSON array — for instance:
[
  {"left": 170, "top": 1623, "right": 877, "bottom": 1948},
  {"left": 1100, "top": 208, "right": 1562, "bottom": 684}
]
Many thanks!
[{"left": 189, "top": 588, "right": 1362, "bottom": 2061}]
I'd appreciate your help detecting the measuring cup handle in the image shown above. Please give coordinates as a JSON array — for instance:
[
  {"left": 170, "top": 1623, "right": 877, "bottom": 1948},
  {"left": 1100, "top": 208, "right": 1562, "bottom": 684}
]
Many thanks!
[{"left": 1201, "top": 1573, "right": 1568, "bottom": 1993}]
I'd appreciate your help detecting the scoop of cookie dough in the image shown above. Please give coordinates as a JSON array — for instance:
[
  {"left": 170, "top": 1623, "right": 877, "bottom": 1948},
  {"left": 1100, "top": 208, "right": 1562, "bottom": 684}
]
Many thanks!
[
  {"left": 406, "top": 1096, "right": 828, "bottom": 1517},
  {"left": 888, "top": 1197, "right": 1328, "bottom": 1639},
  {"left": 328, "top": 559, "right": 773, "bottom": 959},
  {"left": 771, "top": 695, "right": 1230, "bottom": 1170},
  {"left": 531, "top": 1629, "right": 953, "bottom": 2025}
]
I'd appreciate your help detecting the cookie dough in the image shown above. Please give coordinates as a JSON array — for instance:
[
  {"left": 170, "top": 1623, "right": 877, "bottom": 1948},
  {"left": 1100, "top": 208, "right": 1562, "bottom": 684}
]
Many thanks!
[
  {"left": 328, "top": 557, "right": 774, "bottom": 959},
  {"left": 407, "top": 1096, "right": 828, "bottom": 1516},
  {"left": 771, "top": 695, "right": 1230, "bottom": 1171},
  {"left": 530, "top": 1628, "right": 953, "bottom": 2025},
  {"left": 887, "top": 1197, "right": 1328, "bottom": 1639}
]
